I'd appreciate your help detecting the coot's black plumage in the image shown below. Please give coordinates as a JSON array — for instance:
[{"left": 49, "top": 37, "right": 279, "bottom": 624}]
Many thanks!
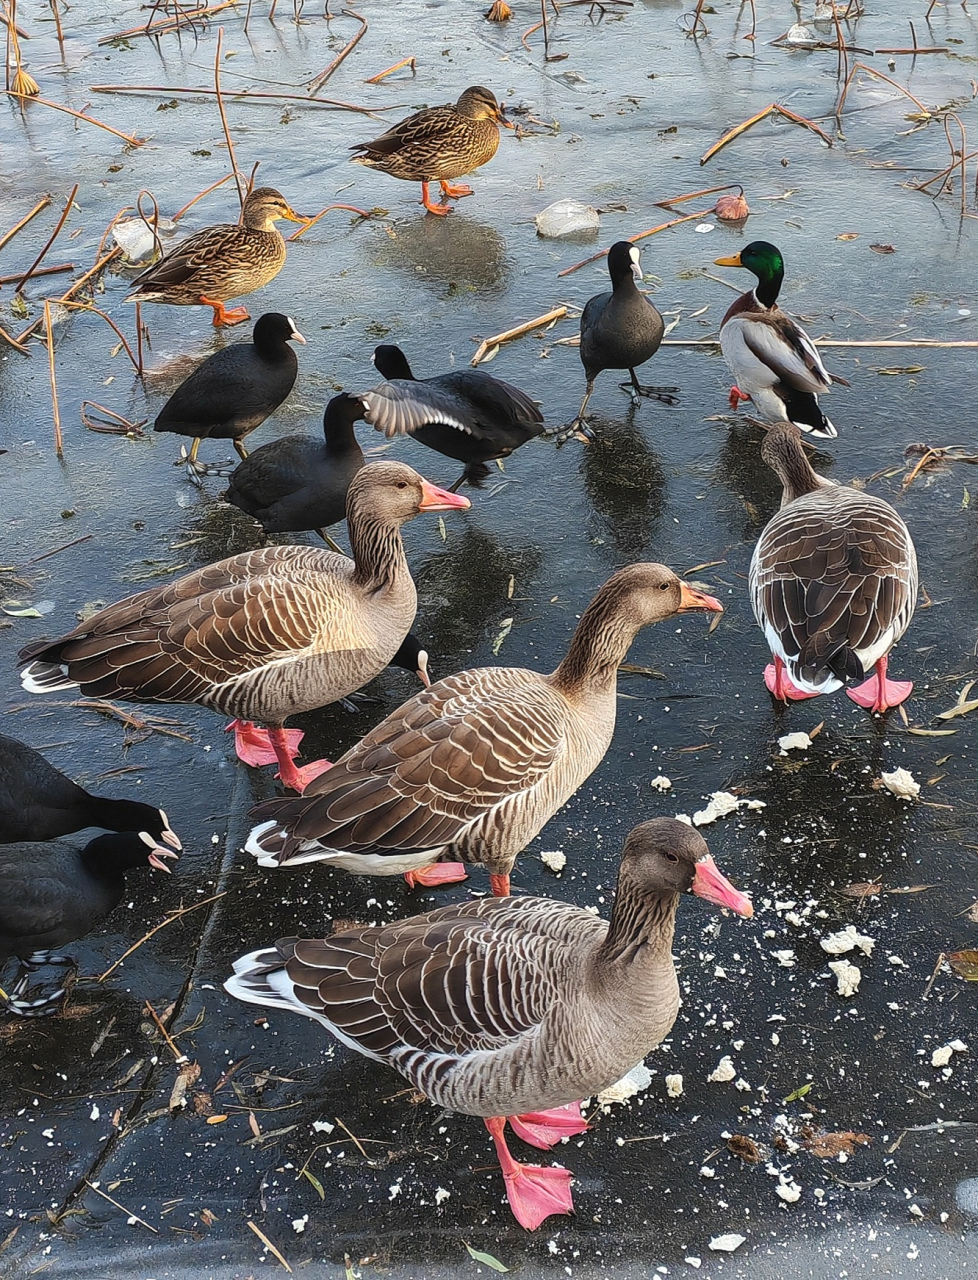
[
  {"left": 225, "top": 392, "right": 366, "bottom": 534},
  {"left": 154, "top": 312, "right": 305, "bottom": 477},
  {"left": 560, "top": 241, "right": 676, "bottom": 441},
  {"left": 0, "top": 831, "right": 177, "bottom": 1016},
  {"left": 0, "top": 733, "right": 181, "bottom": 850},
  {"left": 361, "top": 344, "right": 544, "bottom": 489}
]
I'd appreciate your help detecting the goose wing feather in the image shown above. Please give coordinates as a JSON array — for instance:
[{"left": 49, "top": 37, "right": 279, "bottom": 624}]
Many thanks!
[{"left": 250, "top": 669, "right": 567, "bottom": 861}]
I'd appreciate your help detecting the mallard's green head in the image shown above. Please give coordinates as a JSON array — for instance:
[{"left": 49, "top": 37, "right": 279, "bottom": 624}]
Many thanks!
[{"left": 715, "top": 241, "right": 784, "bottom": 305}]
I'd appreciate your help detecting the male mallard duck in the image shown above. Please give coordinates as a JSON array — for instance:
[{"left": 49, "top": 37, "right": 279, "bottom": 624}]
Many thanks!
[
  {"left": 751, "top": 425, "right": 918, "bottom": 712},
  {"left": 558, "top": 241, "right": 678, "bottom": 443},
  {"left": 714, "top": 241, "right": 849, "bottom": 439},
  {"left": 362, "top": 344, "right": 545, "bottom": 489},
  {"left": 350, "top": 86, "right": 511, "bottom": 217},
  {"left": 18, "top": 463, "right": 470, "bottom": 792},
  {"left": 125, "top": 187, "right": 306, "bottom": 327},
  {"left": 155, "top": 313, "right": 305, "bottom": 478},
  {"left": 226, "top": 819, "right": 751, "bottom": 1230},
  {"left": 246, "top": 564, "right": 722, "bottom": 894}
]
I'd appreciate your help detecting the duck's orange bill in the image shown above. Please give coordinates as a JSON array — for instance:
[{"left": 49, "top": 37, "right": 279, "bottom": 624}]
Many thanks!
[
  {"left": 418, "top": 480, "right": 472, "bottom": 511},
  {"left": 714, "top": 252, "right": 744, "bottom": 268},
  {"left": 692, "top": 855, "right": 753, "bottom": 917},
  {"left": 678, "top": 582, "right": 723, "bottom": 613}
]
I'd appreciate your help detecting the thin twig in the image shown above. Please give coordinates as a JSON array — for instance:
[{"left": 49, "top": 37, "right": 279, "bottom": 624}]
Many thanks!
[
  {"left": 98, "top": 0, "right": 239, "bottom": 45},
  {"left": 12, "top": 183, "right": 77, "bottom": 295},
  {"left": 98, "top": 893, "right": 227, "bottom": 982},
  {"left": 0, "top": 196, "right": 51, "bottom": 255},
  {"left": 287, "top": 202, "right": 381, "bottom": 239},
  {"left": 49, "top": 0, "right": 65, "bottom": 58},
  {"left": 364, "top": 56, "right": 416, "bottom": 84},
  {"left": 214, "top": 29, "right": 244, "bottom": 209},
  {"left": 308, "top": 7, "right": 367, "bottom": 95},
  {"left": 471, "top": 306, "right": 567, "bottom": 365},
  {"left": 700, "top": 103, "right": 833, "bottom": 166},
  {"left": 90, "top": 83, "right": 384, "bottom": 117},
  {"left": 0, "top": 323, "right": 29, "bottom": 354},
  {"left": 558, "top": 210, "right": 709, "bottom": 277},
  {"left": 24, "top": 533, "right": 93, "bottom": 564},
  {"left": 921, "top": 952, "right": 946, "bottom": 1000},
  {"left": 6, "top": 94, "right": 145, "bottom": 145},
  {"left": 43, "top": 301, "right": 63, "bottom": 459},
  {"left": 85, "top": 1182, "right": 158, "bottom": 1234},
  {"left": 246, "top": 1221, "right": 292, "bottom": 1273},
  {"left": 835, "top": 61, "right": 929, "bottom": 120},
  {"left": 81, "top": 400, "right": 147, "bottom": 436},
  {"left": 0, "top": 262, "right": 72, "bottom": 285},
  {"left": 144, "top": 1000, "right": 189, "bottom": 1063}
]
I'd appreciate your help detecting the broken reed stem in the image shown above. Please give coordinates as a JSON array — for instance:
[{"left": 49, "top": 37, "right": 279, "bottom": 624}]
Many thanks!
[
  {"left": 144, "top": 999, "right": 189, "bottom": 1063},
  {"left": 700, "top": 103, "right": 832, "bottom": 166},
  {"left": 57, "top": 300, "right": 142, "bottom": 374},
  {"left": 308, "top": 7, "right": 367, "bottom": 95},
  {"left": 246, "top": 1221, "right": 292, "bottom": 1274},
  {"left": 214, "top": 29, "right": 245, "bottom": 211},
  {"left": 81, "top": 400, "right": 147, "bottom": 436},
  {"left": 364, "top": 56, "right": 416, "bottom": 84},
  {"left": 876, "top": 45, "right": 948, "bottom": 53},
  {"left": 470, "top": 306, "right": 567, "bottom": 365},
  {"left": 7, "top": 94, "right": 145, "bottom": 145},
  {"left": 48, "top": 0, "right": 65, "bottom": 58},
  {"left": 171, "top": 173, "right": 235, "bottom": 223},
  {"left": 0, "top": 322, "right": 29, "bottom": 353},
  {"left": 98, "top": 0, "right": 239, "bottom": 45},
  {"left": 0, "top": 195, "right": 51, "bottom": 254},
  {"left": 0, "top": 262, "right": 72, "bottom": 285},
  {"left": 44, "top": 301, "right": 63, "bottom": 459},
  {"left": 90, "top": 83, "right": 383, "bottom": 117},
  {"left": 84, "top": 1182, "right": 158, "bottom": 1234},
  {"left": 287, "top": 202, "right": 379, "bottom": 239},
  {"left": 835, "top": 61, "right": 929, "bottom": 120},
  {"left": 12, "top": 182, "right": 77, "bottom": 295},
  {"left": 655, "top": 182, "right": 741, "bottom": 210},
  {"left": 558, "top": 209, "right": 710, "bottom": 277},
  {"left": 685, "top": 0, "right": 709, "bottom": 37},
  {"left": 944, "top": 112, "right": 968, "bottom": 215},
  {"left": 0, "top": 8, "right": 29, "bottom": 38}
]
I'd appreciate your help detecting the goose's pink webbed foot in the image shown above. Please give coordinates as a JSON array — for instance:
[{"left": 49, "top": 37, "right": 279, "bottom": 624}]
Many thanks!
[
  {"left": 227, "top": 720, "right": 303, "bottom": 767},
  {"left": 403, "top": 862, "right": 469, "bottom": 889},
  {"left": 764, "top": 659, "right": 820, "bottom": 702},
  {"left": 485, "top": 1116, "right": 575, "bottom": 1231},
  {"left": 509, "top": 1102, "right": 588, "bottom": 1150},
  {"left": 846, "top": 656, "right": 912, "bottom": 713}
]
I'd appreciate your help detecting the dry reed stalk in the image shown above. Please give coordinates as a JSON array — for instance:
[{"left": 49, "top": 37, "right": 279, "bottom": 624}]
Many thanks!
[
  {"left": 364, "top": 56, "right": 416, "bottom": 84},
  {"left": 14, "top": 247, "right": 122, "bottom": 346},
  {"left": 214, "top": 29, "right": 245, "bottom": 210},
  {"left": 0, "top": 8, "right": 28, "bottom": 37},
  {"left": 7, "top": 94, "right": 145, "bottom": 145},
  {"left": 171, "top": 173, "right": 236, "bottom": 223},
  {"left": 81, "top": 400, "right": 147, "bottom": 436},
  {"left": 0, "top": 196, "right": 50, "bottom": 253},
  {"left": 835, "top": 61, "right": 929, "bottom": 119},
  {"left": 0, "top": 323, "right": 28, "bottom": 353},
  {"left": 876, "top": 44, "right": 948, "bottom": 53},
  {"left": 43, "top": 301, "right": 63, "bottom": 459},
  {"left": 557, "top": 209, "right": 710, "bottom": 278},
  {"left": 91, "top": 83, "right": 384, "bottom": 117},
  {"left": 84, "top": 1182, "right": 158, "bottom": 1235},
  {"left": 287, "top": 202, "right": 380, "bottom": 239},
  {"left": 308, "top": 7, "right": 367, "bottom": 95},
  {"left": 98, "top": 892, "right": 227, "bottom": 981},
  {"left": 700, "top": 103, "right": 833, "bottom": 166},
  {"left": 685, "top": 0, "right": 709, "bottom": 36},
  {"left": 0, "top": 262, "right": 72, "bottom": 285},
  {"left": 48, "top": 0, "right": 65, "bottom": 57},
  {"left": 98, "top": 0, "right": 239, "bottom": 45},
  {"left": 56, "top": 299, "right": 142, "bottom": 373},
  {"left": 470, "top": 306, "right": 567, "bottom": 365},
  {"left": 655, "top": 183, "right": 742, "bottom": 210},
  {"left": 12, "top": 182, "right": 77, "bottom": 295},
  {"left": 246, "top": 1222, "right": 292, "bottom": 1273}
]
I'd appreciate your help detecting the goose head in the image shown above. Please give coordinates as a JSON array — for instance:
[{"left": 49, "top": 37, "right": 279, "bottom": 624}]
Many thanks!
[
  {"left": 620, "top": 818, "right": 752, "bottom": 917},
  {"left": 345, "top": 459, "right": 471, "bottom": 526}
]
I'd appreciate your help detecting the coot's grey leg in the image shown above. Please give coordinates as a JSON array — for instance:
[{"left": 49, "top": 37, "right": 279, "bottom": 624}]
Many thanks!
[{"left": 619, "top": 368, "right": 679, "bottom": 405}]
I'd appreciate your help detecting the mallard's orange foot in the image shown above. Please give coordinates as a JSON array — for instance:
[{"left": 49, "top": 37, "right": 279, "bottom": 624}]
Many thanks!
[
  {"left": 226, "top": 720, "right": 304, "bottom": 768},
  {"left": 419, "top": 181, "right": 453, "bottom": 216},
  {"left": 200, "top": 296, "right": 251, "bottom": 327},
  {"left": 403, "top": 862, "right": 469, "bottom": 889},
  {"left": 439, "top": 181, "right": 474, "bottom": 199},
  {"left": 763, "top": 661, "right": 819, "bottom": 703},
  {"left": 729, "top": 385, "right": 751, "bottom": 409}
]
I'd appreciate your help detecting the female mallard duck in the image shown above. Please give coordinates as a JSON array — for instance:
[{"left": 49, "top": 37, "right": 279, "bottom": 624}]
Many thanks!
[
  {"left": 350, "top": 86, "right": 511, "bottom": 217},
  {"left": 18, "top": 463, "right": 469, "bottom": 792},
  {"left": 246, "top": 563, "right": 722, "bottom": 894},
  {"left": 226, "top": 819, "right": 751, "bottom": 1230},
  {"left": 751, "top": 425, "right": 918, "bottom": 712},
  {"left": 714, "top": 241, "right": 848, "bottom": 439},
  {"left": 362, "top": 343, "right": 545, "bottom": 489},
  {"left": 125, "top": 187, "right": 306, "bottom": 327}
]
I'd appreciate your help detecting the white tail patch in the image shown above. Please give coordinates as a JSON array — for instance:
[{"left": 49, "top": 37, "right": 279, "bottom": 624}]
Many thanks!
[{"left": 20, "top": 662, "right": 78, "bottom": 694}]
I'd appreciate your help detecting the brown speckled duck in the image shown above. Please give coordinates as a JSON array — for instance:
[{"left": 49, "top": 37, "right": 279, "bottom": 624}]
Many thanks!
[
  {"left": 18, "top": 463, "right": 470, "bottom": 792},
  {"left": 246, "top": 563, "right": 722, "bottom": 892},
  {"left": 125, "top": 187, "right": 306, "bottom": 327},
  {"left": 226, "top": 818, "right": 752, "bottom": 1230},
  {"left": 751, "top": 425, "right": 918, "bottom": 712},
  {"left": 350, "top": 86, "right": 511, "bottom": 217}
]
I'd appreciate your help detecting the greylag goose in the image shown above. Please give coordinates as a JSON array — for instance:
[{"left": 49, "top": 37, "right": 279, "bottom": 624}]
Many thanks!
[
  {"left": 225, "top": 391, "right": 365, "bottom": 544},
  {"left": 125, "top": 187, "right": 306, "bottom": 327},
  {"left": 1, "top": 831, "right": 178, "bottom": 1017},
  {"left": 18, "top": 463, "right": 470, "bottom": 792},
  {"left": 362, "top": 345, "right": 544, "bottom": 491},
  {"left": 225, "top": 818, "right": 752, "bottom": 1229},
  {"left": 751, "top": 424, "right": 918, "bottom": 711},
  {"left": 557, "top": 241, "right": 677, "bottom": 443},
  {"left": 714, "top": 241, "right": 849, "bottom": 439},
  {"left": 247, "top": 562, "right": 722, "bottom": 892},
  {"left": 154, "top": 313, "right": 305, "bottom": 480},
  {"left": 0, "top": 732, "right": 181, "bottom": 850}
]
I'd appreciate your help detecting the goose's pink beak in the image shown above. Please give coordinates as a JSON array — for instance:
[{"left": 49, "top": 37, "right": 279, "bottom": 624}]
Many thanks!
[
  {"left": 692, "top": 854, "right": 752, "bottom": 917},
  {"left": 418, "top": 480, "right": 471, "bottom": 512},
  {"left": 679, "top": 582, "right": 723, "bottom": 613}
]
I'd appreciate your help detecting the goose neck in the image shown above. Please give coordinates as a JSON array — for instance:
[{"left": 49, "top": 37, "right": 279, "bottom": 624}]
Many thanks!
[
  {"left": 596, "top": 886, "right": 678, "bottom": 969},
  {"left": 349, "top": 508, "right": 408, "bottom": 591},
  {"left": 552, "top": 596, "right": 639, "bottom": 695}
]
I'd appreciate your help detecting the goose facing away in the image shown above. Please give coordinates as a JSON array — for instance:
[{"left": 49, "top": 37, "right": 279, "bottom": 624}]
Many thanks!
[
  {"left": 750, "top": 425, "right": 917, "bottom": 712},
  {"left": 558, "top": 241, "right": 677, "bottom": 444},
  {"left": 225, "top": 391, "right": 366, "bottom": 537},
  {"left": 154, "top": 313, "right": 305, "bottom": 479},
  {"left": 18, "top": 463, "right": 470, "bottom": 792},
  {"left": 125, "top": 187, "right": 307, "bottom": 328},
  {"left": 0, "top": 732, "right": 181, "bottom": 850},
  {"left": 1, "top": 831, "right": 178, "bottom": 1016},
  {"left": 226, "top": 818, "right": 752, "bottom": 1229},
  {"left": 714, "top": 241, "right": 849, "bottom": 439},
  {"left": 246, "top": 562, "right": 723, "bottom": 893},
  {"left": 362, "top": 344, "right": 545, "bottom": 490},
  {"left": 350, "top": 86, "right": 511, "bottom": 217}
]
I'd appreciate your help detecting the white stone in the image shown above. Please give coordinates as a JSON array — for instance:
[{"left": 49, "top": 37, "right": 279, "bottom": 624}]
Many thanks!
[{"left": 776, "top": 1180, "right": 802, "bottom": 1204}]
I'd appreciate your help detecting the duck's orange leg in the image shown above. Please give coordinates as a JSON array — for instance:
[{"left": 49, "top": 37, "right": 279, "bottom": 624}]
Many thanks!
[
  {"left": 419, "top": 181, "right": 452, "bottom": 216},
  {"left": 200, "top": 295, "right": 250, "bottom": 327},
  {"left": 439, "top": 180, "right": 474, "bottom": 200},
  {"left": 729, "top": 385, "right": 752, "bottom": 409}
]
